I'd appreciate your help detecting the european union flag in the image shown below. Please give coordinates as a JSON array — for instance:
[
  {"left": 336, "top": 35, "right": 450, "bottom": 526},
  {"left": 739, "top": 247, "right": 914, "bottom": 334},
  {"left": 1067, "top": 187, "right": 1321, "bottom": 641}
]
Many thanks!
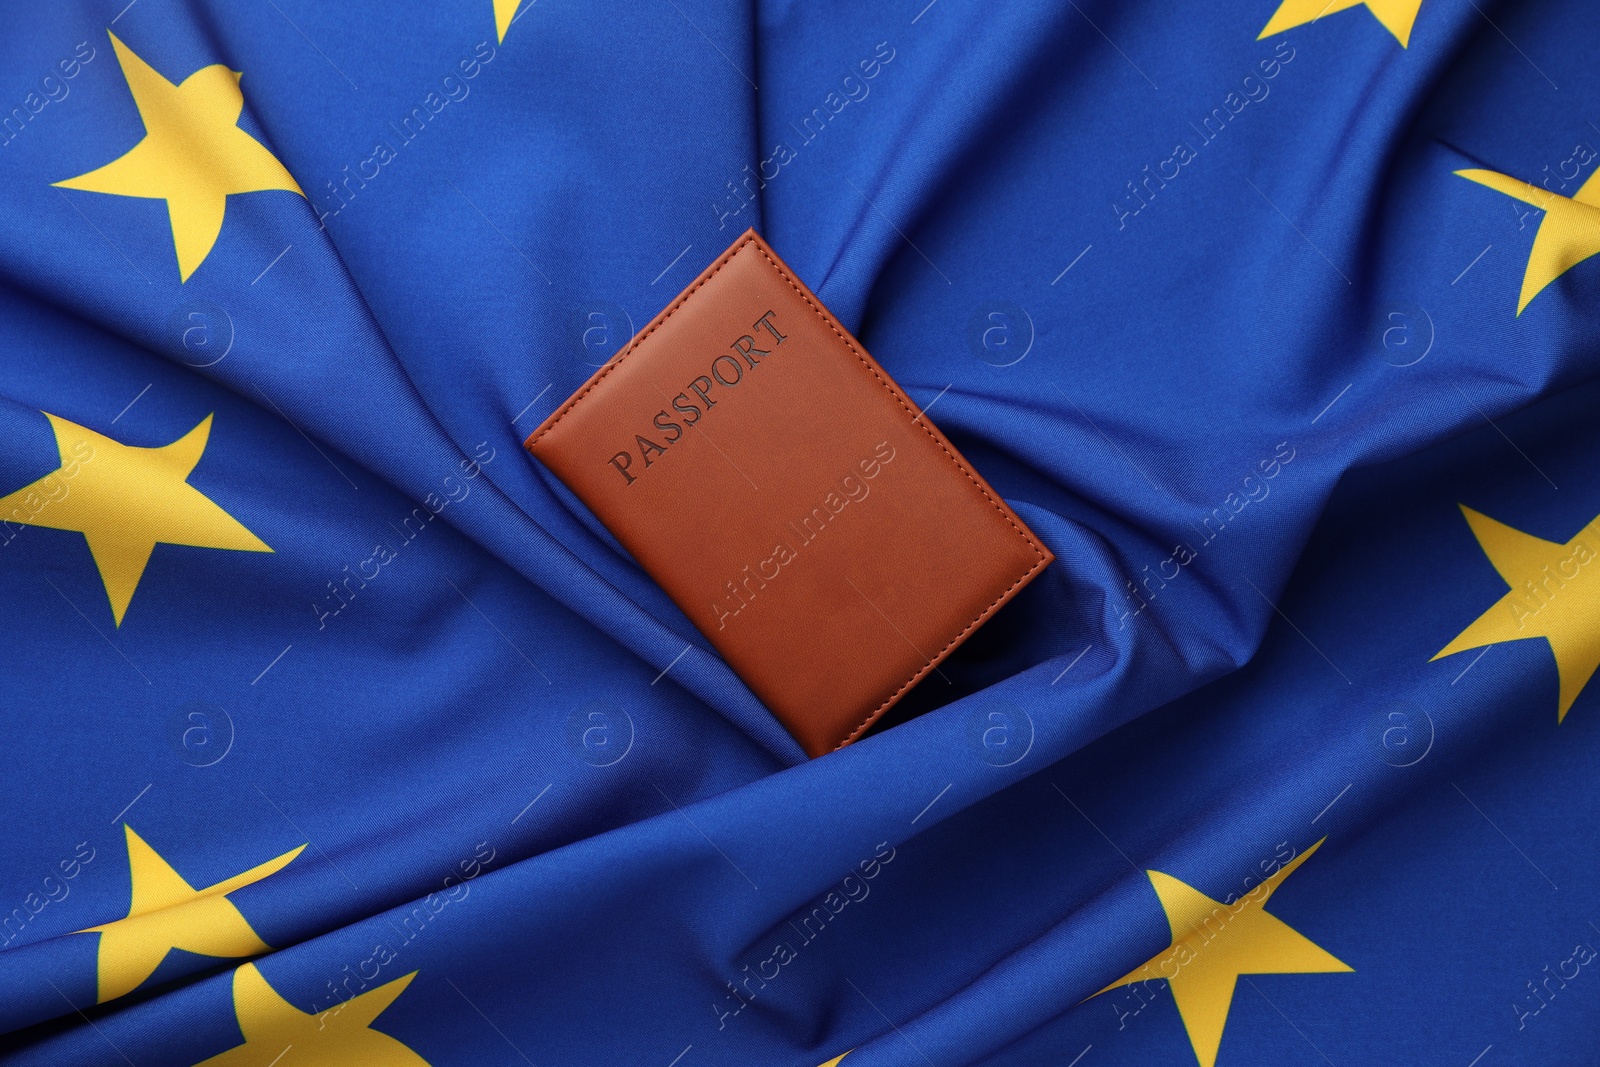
[{"left": 1, "top": 0, "right": 1598, "bottom": 1064}]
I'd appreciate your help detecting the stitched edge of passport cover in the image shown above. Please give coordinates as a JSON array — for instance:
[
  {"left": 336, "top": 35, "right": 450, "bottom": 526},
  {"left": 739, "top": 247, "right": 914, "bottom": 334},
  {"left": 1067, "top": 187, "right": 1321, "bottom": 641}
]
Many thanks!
[{"left": 525, "top": 229, "right": 1054, "bottom": 750}]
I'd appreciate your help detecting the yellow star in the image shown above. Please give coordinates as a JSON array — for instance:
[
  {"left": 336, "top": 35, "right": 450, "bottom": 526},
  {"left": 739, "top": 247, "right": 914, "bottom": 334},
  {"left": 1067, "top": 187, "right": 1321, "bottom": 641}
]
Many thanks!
[
  {"left": 54, "top": 31, "right": 303, "bottom": 282},
  {"left": 0, "top": 411, "right": 270, "bottom": 626},
  {"left": 195, "top": 963, "right": 430, "bottom": 1066},
  {"left": 1258, "top": 0, "right": 1424, "bottom": 47},
  {"left": 79, "top": 825, "right": 304, "bottom": 1004},
  {"left": 1432, "top": 504, "right": 1600, "bottom": 721},
  {"left": 494, "top": 0, "right": 527, "bottom": 43},
  {"left": 1455, "top": 166, "right": 1600, "bottom": 314},
  {"left": 1095, "top": 838, "right": 1350, "bottom": 1067}
]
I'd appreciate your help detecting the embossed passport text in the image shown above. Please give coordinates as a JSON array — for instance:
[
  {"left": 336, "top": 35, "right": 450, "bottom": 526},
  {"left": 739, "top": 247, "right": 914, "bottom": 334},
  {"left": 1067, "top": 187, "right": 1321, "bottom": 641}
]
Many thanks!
[{"left": 525, "top": 230, "right": 1052, "bottom": 757}]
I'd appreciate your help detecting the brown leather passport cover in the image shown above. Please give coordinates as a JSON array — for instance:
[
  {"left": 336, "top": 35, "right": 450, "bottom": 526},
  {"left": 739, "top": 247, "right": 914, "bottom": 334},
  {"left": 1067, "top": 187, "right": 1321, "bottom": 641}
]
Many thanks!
[{"left": 525, "top": 230, "right": 1053, "bottom": 757}]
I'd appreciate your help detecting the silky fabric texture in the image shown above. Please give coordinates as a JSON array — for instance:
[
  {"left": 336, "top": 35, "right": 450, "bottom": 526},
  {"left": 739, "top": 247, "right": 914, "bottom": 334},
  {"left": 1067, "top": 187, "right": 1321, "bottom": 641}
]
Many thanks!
[{"left": 0, "top": 1, "right": 1596, "bottom": 1065}]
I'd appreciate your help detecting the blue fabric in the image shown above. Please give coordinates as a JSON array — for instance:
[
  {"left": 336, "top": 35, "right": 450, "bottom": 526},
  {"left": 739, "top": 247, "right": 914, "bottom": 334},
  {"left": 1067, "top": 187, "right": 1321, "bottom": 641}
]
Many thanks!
[{"left": 1, "top": 0, "right": 1597, "bottom": 1064}]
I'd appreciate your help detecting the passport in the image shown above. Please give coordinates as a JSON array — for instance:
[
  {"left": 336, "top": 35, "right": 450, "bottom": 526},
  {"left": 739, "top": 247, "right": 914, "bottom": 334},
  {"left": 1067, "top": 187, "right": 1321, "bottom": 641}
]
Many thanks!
[{"left": 525, "top": 230, "right": 1053, "bottom": 757}]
